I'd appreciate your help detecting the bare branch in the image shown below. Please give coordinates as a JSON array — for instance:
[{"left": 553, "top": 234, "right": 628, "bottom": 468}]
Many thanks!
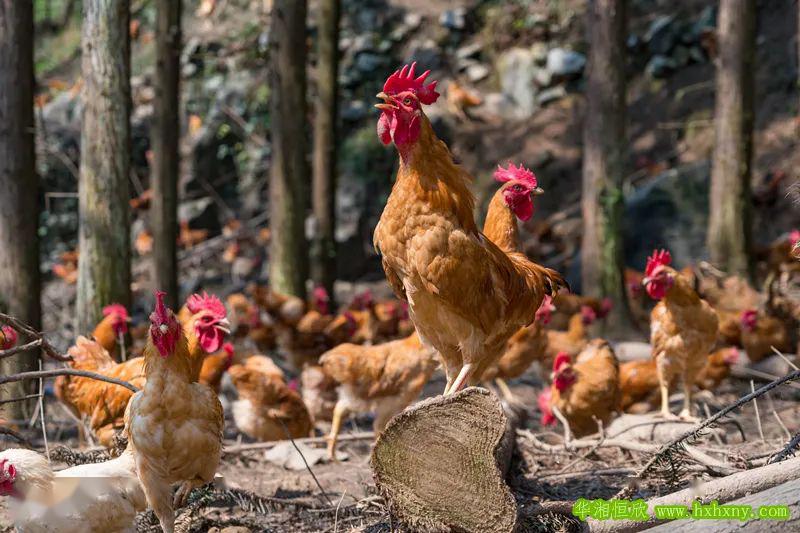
[
  {"left": 0, "top": 312, "right": 72, "bottom": 362},
  {"left": 0, "top": 368, "right": 139, "bottom": 393}
]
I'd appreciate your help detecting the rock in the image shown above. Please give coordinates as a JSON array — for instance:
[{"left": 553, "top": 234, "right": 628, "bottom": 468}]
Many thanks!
[
  {"left": 465, "top": 63, "right": 490, "bottom": 83},
  {"left": 546, "top": 47, "right": 586, "bottom": 77},
  {"left": 220, "top": 528, "right": 252, "bottom": 533},
  {"left": 533, "top": 66, "right": 552, "bottom": 88},
  {"left": 264, "top": 441, "right": 336, "bottom": 469},
  {"left": 537, "top": 85, "right": 566, "bottom": 105},
  {"left": 439, "top": 8, "right": 467, "bottom": 31},
  {"left": 689, "top": 45, "right": 706, "bottom": 63},
  {"left": 341, "top": 100, "right": 368, "bottom": 122},
  {"left": 403, "top": 12, "right": 423, "bottom": 31},
  {"left": 626, "top": 33, "right": 642, "bottom": 50},
  {"left": 531, "top": 42, "right": 548, "bottom": 65},
  {"left": 456, "top": 41, "right": 483, "bottom": 61},
  {"left": 624, "top": 160, "right": 711, "bottom": 271},
  {"left": 497, "top": 47, "right": 538, "bottom": 117},
  {"left": 407, "top": 38, "right": 442, "bottom": 70},
  {"left": 354, "top": 52, "right": 387, "bottom": 72},
  {"left": 480, "top": 92, "right": 521, "bottom": 121},
  {"left": 178, "top": 197, "right": 220, "bottom": 232},
  {"left": 645, "top": 54, "right": 677, "bottom": 78},
  {"left": 644, "top": 15, "right": 677, "bottom": 56},
  {"left": 672, "top": 44, "right": 690, "bottom": 67}
]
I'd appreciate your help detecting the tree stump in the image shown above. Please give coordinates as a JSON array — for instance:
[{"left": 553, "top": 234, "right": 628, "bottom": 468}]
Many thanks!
[{"left": 370, "top": 387, "right": 518, "bottom": 533}]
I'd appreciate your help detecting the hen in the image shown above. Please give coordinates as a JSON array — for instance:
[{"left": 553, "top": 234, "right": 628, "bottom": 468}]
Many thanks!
[
  {"left": 0, "top": 447, "right": 146, "bottom": 532},
  {"left": 320, "top": 332, "right": 438, "bottom": 459},
  {"left": 92, "top": 303, "right": 130, "bottom": 359},
  {"left": 300, "top": 363, "right": 339, "bottom": 423},
  {"left": 373, "top": 65, "right": 566, "bottom": 393},
  {"left": 54, "top": 336, "right": 146, "bottom": 447},
  {"left": 228, "top": 356, "right": 312, "bottom": 442},
  {"left": 541, "top": 341, "right": 620, "bottom": 439},
  {"left": 544, "top": 305, "right": 597, "bottom": 368},
  {"left": 619, "top": 347, "right": 739, "bottom": 413},
  {"left": 644, "top": 250, "right": 718, "bottom": 420},
  {"left": 125, "top": 292, "right": 223, "bottom": 533},
  {"left": 54, "top": 294, "right": 229, "bottom": 448},
  {"left": 739, "top": 308, "right": 792, "bottom": 362}
]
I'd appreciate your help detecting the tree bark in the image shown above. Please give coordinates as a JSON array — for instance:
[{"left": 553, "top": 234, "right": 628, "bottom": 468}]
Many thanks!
[
  {"left": 580, "top": 0, "right": 634, "bottom": 335},
  {"left": 151, "top": 0, "right": 181, "bottom": 309},
  {"left": 269, "top": 0, "right": 309, "bottom": 298},
  {"left": 0, "top": 0, "right": 41, "bottom": 419},
  {"left": 77, "top": 0, "right": 132, "bottom": 335},
  {"left": 310, "top": 0, "right": 340, "bottom": 302},
  {"left": 708, "top": 0, "right": 756, "bottom": 277}
]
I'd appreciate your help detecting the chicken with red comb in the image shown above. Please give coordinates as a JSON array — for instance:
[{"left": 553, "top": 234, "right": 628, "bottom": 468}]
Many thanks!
[
  {"left": 178, "top": 292, "right": 231, "bottom": 379},
  {"left": 1, "top": 326, "right": 18, "bottom": 350},
  {"left": 126, "top": 291, "right": 223, "bottom": 533},
  {"left": 643, "top": 248, "right": 718, "bottom": 420}
]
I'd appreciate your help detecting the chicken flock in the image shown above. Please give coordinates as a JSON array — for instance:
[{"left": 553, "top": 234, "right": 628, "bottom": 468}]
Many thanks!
[{"left": 1, "top": 63, "right": 799, "bottom": 531}]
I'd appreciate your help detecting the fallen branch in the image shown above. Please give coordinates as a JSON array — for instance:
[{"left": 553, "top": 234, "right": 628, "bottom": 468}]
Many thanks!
[
  {"left": 223, "top": 431, "right": 374, "bottom": 454},
  {"left": 0, "top": 368, "right": 139, "bottom": 393},
  {"left": 769, "top": 430, "right": 800, "bottom": 464},
  {"left": 589, "top": 456, "right": 800, "bottom": 532},
  {"left": 618, "top": 368, "right": 800, "bottom": 496},
  {"left": 0, "top": 313, "right": 71, "bottom": 362}
]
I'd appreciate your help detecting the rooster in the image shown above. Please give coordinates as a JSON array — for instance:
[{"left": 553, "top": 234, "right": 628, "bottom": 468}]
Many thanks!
[
  {"left": 125, "top": 291, "right": 224, "bottom": 533},
  {"left": 644, "top": 250, "right": 718, "bottom": 420},
  {"left": 199, "top": 342, "right": 235, "bottom": 394},
  {"left": 228, "top": 357, "right": 312, "bottom": 442},
  {"left": 540, "top": 342, "right": 620, "bottom": 439},
  {"left": 320, "top": 332, "right": 438, "bottom": 459},
  {"left": 373, "top": 64, "right": 566, "bottom": 394},
  {"left": 177, "top": 292, "right": 232, "bottom": 380},
  {"left": 0, "top": 448, "right": 146, "bottom": 532}
]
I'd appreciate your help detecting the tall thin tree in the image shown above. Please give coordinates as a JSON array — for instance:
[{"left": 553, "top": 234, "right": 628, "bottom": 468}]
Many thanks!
[
  {"left": 0, "top": 0, "right": 41, "bottom": 418},
  {"left": 269, "top": 0, "right": 309, "bottom": 298},
  {"left": 708, "top": 0, "right": 756, "bottom": 277},
  {"left": 77, "top": 0, "right": 132, "bottom": 335},
  {"left": 581, "top": 0, "right": 633, "bottom": 334},
  {"left": 151, "top": 0, "right": 182, "bottom": 309},
  {"left": 311, "top": 0, "right": 340, "bottom": 301}
]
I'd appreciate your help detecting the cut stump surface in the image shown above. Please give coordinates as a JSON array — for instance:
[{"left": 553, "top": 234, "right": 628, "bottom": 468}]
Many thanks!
[{"left": 370, "top": 387, "right": 517, "bottom": 533}]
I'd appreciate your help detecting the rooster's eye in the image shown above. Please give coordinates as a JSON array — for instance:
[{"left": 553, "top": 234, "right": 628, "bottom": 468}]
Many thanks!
[
  {"left": 514, "top": 185, "right": 523, "bottom": 192},
  {"left": 403, "top": 97, "right": 412, "bottom": 105}
]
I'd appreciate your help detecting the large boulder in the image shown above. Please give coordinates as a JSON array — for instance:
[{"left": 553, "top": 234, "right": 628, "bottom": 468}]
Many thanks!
[{"left": 496, "top": 47, "right": 538, "bottom": 118}]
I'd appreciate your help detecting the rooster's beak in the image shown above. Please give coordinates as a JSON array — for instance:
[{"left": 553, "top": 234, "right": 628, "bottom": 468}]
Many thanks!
[
  {"left": 642, "top": 276, "right": 652, "bottom": 286},
  {"left": 531, "top": 187, "right": 544, "bottom": 196},
  {"left": 216, "top": 318, "right": 231, "bottom": 336},
  {"left": 375, "top": 92, "right": 397, "bottom": 111}
]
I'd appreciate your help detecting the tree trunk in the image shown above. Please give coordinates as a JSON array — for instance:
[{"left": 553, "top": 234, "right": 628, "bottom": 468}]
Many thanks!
[
  {"left": 708, "top": 0, "right": 756, "bottom": 277},
  {"left": 371, "top": 388, "right": 520, "bottom": 533},
  {"left": 269, "top": 0, "right": 309, "bottom": 298},
  {"left": 77, "top": 0, "right": 132, "bottom": 335},
  {"left": 151, "top": 0, "right": 181, "bottom": 309},
  {"left": 0, "top": 0, "right": 41, "bottom": 419},
  {"left": 310, "top": 0, "right": 340, "bottom": 302},
  {"left": 580, "top": 0, "right": 634, "bottom": 335}
]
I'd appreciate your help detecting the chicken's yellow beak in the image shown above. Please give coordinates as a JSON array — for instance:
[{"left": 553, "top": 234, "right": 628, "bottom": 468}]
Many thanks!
[
  {"left": 375, "top": 92, "right": 396, "bottom": 111},
  {"left": 531, "top": 187, "right": 544, "bottom": 196}
]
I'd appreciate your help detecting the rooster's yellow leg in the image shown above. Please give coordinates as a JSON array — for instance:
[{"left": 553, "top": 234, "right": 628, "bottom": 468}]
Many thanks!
[
  {"left": 495, "top": 378, "right": 514, "bottom": 402},
  {"left": 447, "top": 363, "right": 474, "bottom": 395},
  {"left": 326, "top": 401, "right": 349, "bottom": 461}
]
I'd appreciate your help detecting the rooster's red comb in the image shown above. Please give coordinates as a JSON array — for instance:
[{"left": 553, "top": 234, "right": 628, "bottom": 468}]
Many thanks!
[
  {"left": 645, "top": 249, "right": 672, "bottom": 277},
  {"left": 553, "top": 351, "right": 572, "bottom": 372},
  {"left": 152, "top": 291, "right": 169, "bottom": 323},
  {"left": 383, "top": 62, "right": 440, "bottom": 105},
  {"left": 494, "top": 163, "right": 538, "bottom": 189},
  {"left": 186, "top": 292, "right": 226, "bottom": 319},
  {"left": 102, "top": 303, "right": 129, "bottom": 319},
  {"left": 1, "top": 326, "right": 18, "bottom": 349},
  {"left": 223, "top": 343, "right": 234, "bottom": 356},
  {"left": 790, "top": 230, "right": 800, "bottom": 244}
]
